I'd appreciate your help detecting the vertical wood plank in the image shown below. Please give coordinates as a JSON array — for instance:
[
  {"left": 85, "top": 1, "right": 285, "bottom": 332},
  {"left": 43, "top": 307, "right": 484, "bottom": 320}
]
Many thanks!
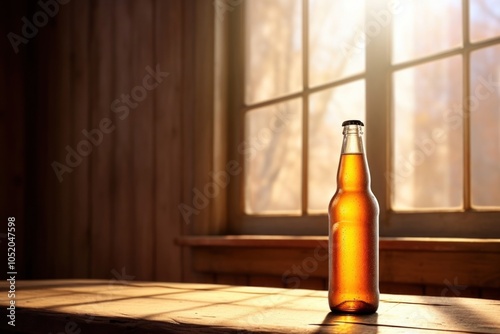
[
  {"left": 131, "top": 0, "right": 155, "bottom": 280},
  {"left": 179, "top": 0, "right": 225, "bottom": 284},
  {"left": 180, "top": 0, "right": 217, "bottom": 283},
  {"left": 43, "top": 7, "right": 59, "bottom": 278},
  {"left": 71, "top": 0, "right": 90, "bottom": 278},
  {"left": 29, "top": 7, "right": 51, "bottom": 278},
  {"left": 89, "top": 0, "right": 114, "bottom": 278},
  {"left": 192, "top": 0, "right": 215, "bottom": 234},
  {"left": 154, "top": 0, "right": 183, "bottom": 281},
  {"left": 181, "top": 0, "right": 195, "bottom": 282},
  {"left": 0, "top": 3, "right": 8, "bottom": 272},
  {"left": 0, "top": 3, "right": 7, "bottom": 253},
  {"left": 0, "top": 0, "right": 5, "bottom": 212},
  {"left": 1, "top": 1, "right": 27, "bottom": 277},
  {"left": 54, "top": 0, "right": 72, "bottom": 278},
  {"left": 112, "top": 0, "right": 134, "bottom": 278}
]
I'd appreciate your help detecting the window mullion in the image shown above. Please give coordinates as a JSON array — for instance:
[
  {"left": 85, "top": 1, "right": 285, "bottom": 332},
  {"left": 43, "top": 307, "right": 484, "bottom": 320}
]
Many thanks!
[
  {"left": 228, "top": 1, "right": 246, "bottom": 233},
  {"left": 365, "top": 0, "right": 391, "bottom": 232},
  {"left": 462, "top": 0, "right": 472, "bottom": 210},
  {"left": 302, "top": 0, "right": 309, "bottom": 215}
]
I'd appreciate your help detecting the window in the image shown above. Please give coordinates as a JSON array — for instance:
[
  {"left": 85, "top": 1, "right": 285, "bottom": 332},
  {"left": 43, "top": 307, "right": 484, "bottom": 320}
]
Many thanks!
[{"left": 225, "top": 0, "right": 500, "bottom": 237}]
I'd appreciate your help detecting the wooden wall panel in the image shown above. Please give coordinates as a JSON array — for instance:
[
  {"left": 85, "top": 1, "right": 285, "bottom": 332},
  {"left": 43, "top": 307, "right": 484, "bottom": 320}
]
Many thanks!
[
  {"left": 178, "top": 0, "right": 219, "bottom": 284},
  {"left": 130, "top": 0, "right": 155, "bottom": 281},
  {"left": 154, "top": 0, "right": 183, "bottom": 281},
  {"left": 55, "top": 0, "right": 72, "bottom": 278},
  {"left": 189, "top": 244, "right": 500, "bottom": 299},
  {"left": 0, "top": 0, "right": 27, "bottom": 278},
  {"left": 481, "top": 288, "right": 500, "bottom": 300},
  {"left": 216, "top": 274, "right": 249, "bottom": 286},
  {"left": 71, "top": 0, "right": 91, "bottom": 279},
  {"left": 424, "top": 285, "right": 480, "bottom": 298},
  {"left": 0, "top": 4, "right": 7, "bottom": 273},
  {"left": 0, "top": 2, "right": 7, "bottom": 224},
  {"left": 43, "top": 6, "right": 59, "bottom": 278},
  {"left": 31, "top": 5, "right": 53, "bottom": 279},
  {"left": 193, "top": 247, "right": 329, "bottom": 277},
  {"left": 192, "top": 247, "right": 500, "bottom": 287},
  {"left": 248, "top": 275, "right": 287, "bottom": 289},
  {"left": 380, "top": 251, "right": 500, "bottom": 288},
  {"left": 3, "top": 0, "right": 199, "bottom": 281},
  {"left": 112, "top": 0, "right": 134, "bottom": 279},
  {"left": 89, "top": 0, "right": 114, "bottom": 278},
  {"left": 191, "top": 0, "right": 216, "bottom": 235},
  {"left": 380, "top": 282, "right": 424, "bottom": 296}
]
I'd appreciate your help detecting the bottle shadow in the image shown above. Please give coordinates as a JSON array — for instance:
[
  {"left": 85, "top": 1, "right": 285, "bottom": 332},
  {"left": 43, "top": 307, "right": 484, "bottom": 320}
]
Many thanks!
[{"left": 314, "top": 312, "right": 379, "bottom": 334}]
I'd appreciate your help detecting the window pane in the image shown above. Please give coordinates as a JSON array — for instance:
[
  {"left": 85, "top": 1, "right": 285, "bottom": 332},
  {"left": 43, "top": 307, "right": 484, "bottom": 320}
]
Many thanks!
[
  {"left": 245, "top": 0, "right": 302, "bottom": 105},
  {"left": 244, "top": 99, "right": 302, "bottom": 214},
  {"left": 308, "top": 80, "right": 365, "bottom": 213},
  {"left": 470, "top": 0, "right": 500, "bottom": 42},
  {"left": 392, "top": 0, "right": 462, "bottom": 64},
  {"left": 309, "top": 0, "right": 364, "bottom": 87},
  {"left": 392, "top": 56, "right": 463, "bottom": 210},
  {"left": 471, "top": 45, "right": 500, "bottom": 208}
]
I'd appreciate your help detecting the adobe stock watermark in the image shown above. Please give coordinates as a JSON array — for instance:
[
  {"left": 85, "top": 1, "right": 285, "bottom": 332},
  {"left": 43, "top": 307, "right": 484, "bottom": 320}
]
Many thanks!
[
  {"left": 236, "top": 240, "right": 328, "bottom": 330},
  {"left": 441, "top": 277, "right": 468, "bottom": 297},
  {"left": 282, "top": 240, "right": 328, "bottom": 289},
  {"left": 178, "top": 106, "right": 295, "bottom": 224},
  {"left": 408, "top": 306, "right": 435, "bottom": 328},
  {"left": 407, "top": 276, "right": 468, "bottom": 327},
  {"left": 340, "top": 0, "right": 403, "bottom": 59},
  {"left": 7, "top": 0, "right": 71, "bottom": 54},
  {"left": 51, "top": 64, "right": 169, "bottom": 182},
  {"left": 47, "top": 267, "right": 135, "bottom": 334},
  {"left": 214, "top": 0, "right": 243, "bottom": 22},
  {"left": 385, "top": 73, "right": 499, "bottom": 185}
]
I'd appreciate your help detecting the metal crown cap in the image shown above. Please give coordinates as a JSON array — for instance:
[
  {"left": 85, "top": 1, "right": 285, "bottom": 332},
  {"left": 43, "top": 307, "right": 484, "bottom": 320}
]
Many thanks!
[{"left": 342, "top": 120, "right": 364, "bottom": 127}]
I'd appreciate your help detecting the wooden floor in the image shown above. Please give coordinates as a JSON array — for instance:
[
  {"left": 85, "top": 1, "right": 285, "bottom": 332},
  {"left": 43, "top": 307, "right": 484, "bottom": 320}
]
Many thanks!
[{"left": 1, "top": 280, "right": 500, "bottom": 333}]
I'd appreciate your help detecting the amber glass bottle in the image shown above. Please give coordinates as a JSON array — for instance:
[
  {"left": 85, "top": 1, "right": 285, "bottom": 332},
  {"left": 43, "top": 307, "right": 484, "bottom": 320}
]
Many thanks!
[{"left": 328, "top": 120, "right": 379, "bottom": 314}]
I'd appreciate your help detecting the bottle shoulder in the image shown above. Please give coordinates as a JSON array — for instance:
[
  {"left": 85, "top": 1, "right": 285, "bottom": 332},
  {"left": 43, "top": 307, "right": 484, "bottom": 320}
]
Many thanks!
[
  {"left": 329, "top": 189, "right": 379, "bottom": 211},
  {"left": 330, "top": 188, "right": 378, "bottom": 198}
]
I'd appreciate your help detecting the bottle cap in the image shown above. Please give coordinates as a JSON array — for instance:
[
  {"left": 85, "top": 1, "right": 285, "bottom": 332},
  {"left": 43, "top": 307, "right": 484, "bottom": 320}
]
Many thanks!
[{"left": 342, "top": 120, "right": 364, "bottom": 126}]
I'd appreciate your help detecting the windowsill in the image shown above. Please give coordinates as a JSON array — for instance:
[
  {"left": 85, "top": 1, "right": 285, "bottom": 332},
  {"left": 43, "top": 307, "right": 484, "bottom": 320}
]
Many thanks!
[{"left": 176, "top": 235, "right": 500, "bottom": 252}]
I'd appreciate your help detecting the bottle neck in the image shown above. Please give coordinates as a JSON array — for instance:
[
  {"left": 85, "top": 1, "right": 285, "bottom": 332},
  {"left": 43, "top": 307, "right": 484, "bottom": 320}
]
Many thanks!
[
  {"left": 341, "top": 125, "right": 364, "bottom": 155},
  {"left": 337, "top": 125, "right": 370, "bottom": 190}
]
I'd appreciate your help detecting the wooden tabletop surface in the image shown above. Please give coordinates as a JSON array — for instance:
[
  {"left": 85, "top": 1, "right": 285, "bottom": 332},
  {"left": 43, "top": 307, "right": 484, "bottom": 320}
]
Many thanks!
[{"left": 1, "top": 279, "right": 499, "bottom": 333}]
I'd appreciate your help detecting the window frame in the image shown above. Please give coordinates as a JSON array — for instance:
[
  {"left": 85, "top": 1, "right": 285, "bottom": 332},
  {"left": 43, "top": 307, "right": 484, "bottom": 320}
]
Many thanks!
[{"left": 223, "top": 0, "right": 500, "bottom": 238}]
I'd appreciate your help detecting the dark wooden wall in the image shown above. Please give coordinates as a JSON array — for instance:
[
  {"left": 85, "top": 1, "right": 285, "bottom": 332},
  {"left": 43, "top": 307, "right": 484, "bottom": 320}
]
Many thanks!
[
  {"left": 1, "top": 0, "right": 205, "bottom": 282},
  {"left": 1, "top": 1, "right": 29, "bottom": 279}
]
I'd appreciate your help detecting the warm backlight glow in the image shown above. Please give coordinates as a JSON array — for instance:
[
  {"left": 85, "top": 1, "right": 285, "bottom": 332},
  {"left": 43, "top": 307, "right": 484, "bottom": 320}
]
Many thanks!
[{"left": 243, "top": 0, "right": 500, "bottom": 214}]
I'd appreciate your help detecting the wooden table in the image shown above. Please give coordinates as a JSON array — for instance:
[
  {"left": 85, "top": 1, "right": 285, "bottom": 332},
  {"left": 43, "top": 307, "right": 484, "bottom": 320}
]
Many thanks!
[{"left": 1, "top": 280, "right": 499, "bottom": 333}]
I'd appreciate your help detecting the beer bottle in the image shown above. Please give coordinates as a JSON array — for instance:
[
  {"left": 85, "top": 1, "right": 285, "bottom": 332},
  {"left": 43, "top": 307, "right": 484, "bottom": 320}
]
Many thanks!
[{"left": 328, "top": 120, "right": 379, "bottom": 314}]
